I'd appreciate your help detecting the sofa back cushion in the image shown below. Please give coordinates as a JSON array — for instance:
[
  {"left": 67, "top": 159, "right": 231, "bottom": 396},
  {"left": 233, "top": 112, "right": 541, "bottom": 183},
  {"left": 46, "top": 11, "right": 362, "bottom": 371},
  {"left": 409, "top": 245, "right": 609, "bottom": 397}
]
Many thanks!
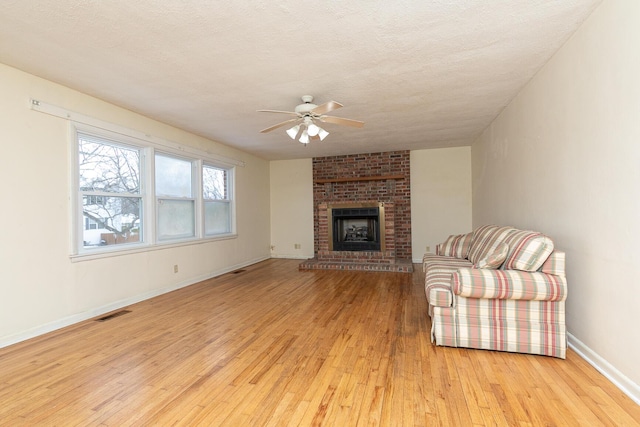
[
  {"left": 540, "top": 250, "right": 565, "bottom": 276},
  {"left": 436, "top": 232, "right": 473, "bottom": 259},
  {"left": 468, "top": 225, "right": 515, "bottom": 265},
  {"left": 502, "top": 230, "right": 555, "bottom": 272},
  {"left": 474, "top": 242, "right": 509, "bottom": 269}
]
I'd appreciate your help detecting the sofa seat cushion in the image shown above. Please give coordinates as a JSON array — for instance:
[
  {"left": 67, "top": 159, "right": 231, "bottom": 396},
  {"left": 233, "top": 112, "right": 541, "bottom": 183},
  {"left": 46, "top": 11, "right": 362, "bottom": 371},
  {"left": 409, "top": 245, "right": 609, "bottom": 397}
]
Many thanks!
[
  {"left": 502, "top": 229, "right": 555, "bottom": 272},
  {"left": 467, "top": 225, "right": 516, "bottom": 266},
  {"left": 422, "top": 252, "right": 469, "bottom": 272},
  {"left": 424, "top": 254, "right": 473, "bottom": 273}
]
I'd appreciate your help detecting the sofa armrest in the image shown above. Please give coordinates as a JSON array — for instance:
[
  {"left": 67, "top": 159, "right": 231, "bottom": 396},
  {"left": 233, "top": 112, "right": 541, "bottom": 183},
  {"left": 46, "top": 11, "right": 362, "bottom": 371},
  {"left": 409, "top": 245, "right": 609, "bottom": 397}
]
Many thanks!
[{"left": 452, "top": 268, "right": 567, "bottom": 301}]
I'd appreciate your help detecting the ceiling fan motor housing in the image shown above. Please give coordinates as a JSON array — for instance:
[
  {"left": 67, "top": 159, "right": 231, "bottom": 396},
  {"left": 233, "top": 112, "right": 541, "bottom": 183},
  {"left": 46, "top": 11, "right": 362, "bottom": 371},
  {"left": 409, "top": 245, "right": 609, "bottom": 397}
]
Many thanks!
[{"left": 295, "top": 95, "right": 318, "bottom": 115}]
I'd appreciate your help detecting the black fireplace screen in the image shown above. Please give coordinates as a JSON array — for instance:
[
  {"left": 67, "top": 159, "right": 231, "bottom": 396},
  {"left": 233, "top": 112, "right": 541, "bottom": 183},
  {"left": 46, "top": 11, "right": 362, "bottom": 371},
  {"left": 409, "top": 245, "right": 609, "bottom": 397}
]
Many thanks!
[{"left": 332, "top": 207, "right": 380, "bottom": 251}]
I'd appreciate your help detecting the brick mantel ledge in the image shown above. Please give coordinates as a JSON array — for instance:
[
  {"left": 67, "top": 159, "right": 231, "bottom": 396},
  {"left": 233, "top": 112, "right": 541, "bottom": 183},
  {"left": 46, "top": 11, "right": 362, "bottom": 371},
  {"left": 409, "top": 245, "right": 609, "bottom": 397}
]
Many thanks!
[{"left": 315, "top": 174, "right": 404, "bottom": 184}]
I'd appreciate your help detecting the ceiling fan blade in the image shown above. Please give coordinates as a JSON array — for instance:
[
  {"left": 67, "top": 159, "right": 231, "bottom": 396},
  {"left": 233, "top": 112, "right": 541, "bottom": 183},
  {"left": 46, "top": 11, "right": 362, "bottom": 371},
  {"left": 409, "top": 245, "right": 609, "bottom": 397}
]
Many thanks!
[
  {"left": 257, "top": 109, "right": 300, "bottom": 116},
  {"left": 319, "top": 115, "right": 365, "bottom": 128},
  {"left": 310, "top": 133, "right": 321, "bottom": 141},
  {"left": 260, "top": 118, "right": 300, "bottom": 133},
  {"left": 312, "top": 101, "right": 343, "bottom": 115}
]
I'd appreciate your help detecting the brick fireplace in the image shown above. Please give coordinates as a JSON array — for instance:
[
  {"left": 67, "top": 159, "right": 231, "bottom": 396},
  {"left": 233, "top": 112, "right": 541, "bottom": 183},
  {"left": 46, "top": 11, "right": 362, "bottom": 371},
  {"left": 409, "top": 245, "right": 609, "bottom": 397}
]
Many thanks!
[{"left": 299, "top": 150, "right": 413, "bottom": 273}]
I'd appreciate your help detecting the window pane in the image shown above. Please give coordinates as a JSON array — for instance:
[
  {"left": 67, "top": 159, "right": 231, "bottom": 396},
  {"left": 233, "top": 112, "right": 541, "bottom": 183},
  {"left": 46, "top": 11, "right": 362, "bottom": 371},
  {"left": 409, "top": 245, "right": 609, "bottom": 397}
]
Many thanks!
[
  {"left": 156, "top": 154, "right": 192, "bottom": 197},
  {"left": 82, "top": 196, "right": 141, "bottom": 248},
  {"left": 203, "top": 166, "right": 227, "bottom": 200},
  {"left": 157, "top": 199, "right": 195, "bottom": 240},
  {"left": 205, "top": 201, "right": 231, "bottom": 235},
  {"left": 78, "top": 137, "right": 140, "bottom": 194}
]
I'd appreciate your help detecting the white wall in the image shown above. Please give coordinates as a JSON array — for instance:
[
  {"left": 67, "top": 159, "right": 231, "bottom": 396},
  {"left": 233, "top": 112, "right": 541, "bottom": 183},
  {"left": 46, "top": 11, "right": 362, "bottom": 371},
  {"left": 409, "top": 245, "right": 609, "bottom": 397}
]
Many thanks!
[
  {"left": 472, "top": 0, "right": 640, "bottom": 400},
  {"left": 411, "top": 147, "right": 472, "bottom": 262},
  {"left": 269, "top": 151, "right": 473, "bottom": 263},
  {"left": 269, "top": 159, "right": 314, "bottom": 259},
  {"left": 0, "top": 63, "right": 271, "bottom": 346}
]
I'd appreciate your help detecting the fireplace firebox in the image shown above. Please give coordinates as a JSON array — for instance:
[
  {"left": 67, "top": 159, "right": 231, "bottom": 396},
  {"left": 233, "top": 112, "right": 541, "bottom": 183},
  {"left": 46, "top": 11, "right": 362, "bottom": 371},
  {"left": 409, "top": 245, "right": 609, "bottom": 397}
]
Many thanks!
[{"left": 329, "top": 203, "right": 384, "bottom": 252}]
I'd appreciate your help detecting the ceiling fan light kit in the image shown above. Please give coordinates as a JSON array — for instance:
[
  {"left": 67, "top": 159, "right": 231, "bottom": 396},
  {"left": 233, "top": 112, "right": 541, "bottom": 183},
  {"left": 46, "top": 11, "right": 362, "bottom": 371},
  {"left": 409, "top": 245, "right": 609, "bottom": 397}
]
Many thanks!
[
  {"left": 317, "top": 128, "right": 329, "bottom": 141},
  {"left": 258, "top": 95, "right": 364, "bottom": 145},
  {"left": 299, "top": 129, "right": 310, "bottom": 144},
  {"left": 286, "top": 124, "right": 301, "bottom": 139},
  {"left": 307, "top": 123, "right": 320, "bottom": 137}
]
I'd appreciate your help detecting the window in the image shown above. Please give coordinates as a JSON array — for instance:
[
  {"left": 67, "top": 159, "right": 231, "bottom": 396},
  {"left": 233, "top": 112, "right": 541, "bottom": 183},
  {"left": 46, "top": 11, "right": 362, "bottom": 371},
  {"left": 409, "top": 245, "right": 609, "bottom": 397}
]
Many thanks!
[
  {"left": 83, "top": 195, "right": 107, "bottom": 206},
  {"left": 73, "top": 125, "right": 236, "bottom": 257},
  {"left": 203, "top": 164, "right": 232, "bottom": 235},
  {"left": 78, "top": 133, "right": 142, "bottom": 248},
  {"left": 155, "top": 154, "right": 195, "bottom": 241}
]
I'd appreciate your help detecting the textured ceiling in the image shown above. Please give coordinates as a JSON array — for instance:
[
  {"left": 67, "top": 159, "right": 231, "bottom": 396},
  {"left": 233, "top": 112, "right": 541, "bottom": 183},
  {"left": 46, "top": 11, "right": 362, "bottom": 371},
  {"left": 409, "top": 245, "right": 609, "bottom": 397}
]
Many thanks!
[{"left": 0, "top": 1, "right": 601, "bottom": 160}]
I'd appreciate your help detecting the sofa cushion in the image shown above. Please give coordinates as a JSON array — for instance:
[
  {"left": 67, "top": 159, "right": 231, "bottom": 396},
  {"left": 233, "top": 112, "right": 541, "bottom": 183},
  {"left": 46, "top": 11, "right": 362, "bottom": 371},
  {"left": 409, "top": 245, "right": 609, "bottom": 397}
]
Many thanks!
[
  {"left": 540, "top": 250, "right": 565, "bottom": 276},
  {"left": 474, "top": 242, "right": 509, "bottom": 269},
  {"left": 436, "top": 232, "right": 473, "bottom": 259},
  {"left": 468, "top": 225, "right": 515, "bottom": 265},
  {"left": 502, "top": 230, "right": 555, "bottom": 272},
  {"left": 424, "top": 255, "right": 473, "bottom": 309}
]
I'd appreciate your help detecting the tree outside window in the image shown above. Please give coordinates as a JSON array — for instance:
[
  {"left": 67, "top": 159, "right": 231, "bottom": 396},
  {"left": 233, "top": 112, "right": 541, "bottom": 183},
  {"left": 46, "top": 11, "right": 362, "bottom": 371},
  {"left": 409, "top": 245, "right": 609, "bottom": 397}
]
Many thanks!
[{"left": 78, "top": 134, "right": 142, "bottom": 247}]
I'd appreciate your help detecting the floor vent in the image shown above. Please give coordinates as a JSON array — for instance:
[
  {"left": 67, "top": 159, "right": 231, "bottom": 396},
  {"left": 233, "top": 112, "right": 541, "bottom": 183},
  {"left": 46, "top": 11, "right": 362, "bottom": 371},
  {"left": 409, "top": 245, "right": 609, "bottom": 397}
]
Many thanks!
[
  {"left": 230, "top": 269, "right": 246, "bottom": 274},
  {"left": 95, "top": 310, "right": 131, "bottom": 322}
]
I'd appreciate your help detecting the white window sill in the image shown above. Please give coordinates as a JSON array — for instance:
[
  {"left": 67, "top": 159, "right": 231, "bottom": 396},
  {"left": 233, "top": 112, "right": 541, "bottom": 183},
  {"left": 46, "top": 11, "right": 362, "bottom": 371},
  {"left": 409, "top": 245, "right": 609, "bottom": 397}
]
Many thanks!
[{"left": 69, "top": 233, "right": 238, "bottom": 263}]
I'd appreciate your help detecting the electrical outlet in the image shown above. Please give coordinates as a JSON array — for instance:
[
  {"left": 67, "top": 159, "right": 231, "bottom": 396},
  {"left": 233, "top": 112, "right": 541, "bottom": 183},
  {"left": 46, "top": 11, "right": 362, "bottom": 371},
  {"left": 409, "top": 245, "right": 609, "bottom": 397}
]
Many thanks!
[
  {"left": 294, "top": 243, "right": 301, "bottom": 249},
  {"left": 270, "top": 245, "right": 275, "bottom": 251},
  {"left": 174, "top": 264, "right": 179, "bottom": 273},
  {"left": 426, "top": 245, "right": 431, "bottom": 253}
]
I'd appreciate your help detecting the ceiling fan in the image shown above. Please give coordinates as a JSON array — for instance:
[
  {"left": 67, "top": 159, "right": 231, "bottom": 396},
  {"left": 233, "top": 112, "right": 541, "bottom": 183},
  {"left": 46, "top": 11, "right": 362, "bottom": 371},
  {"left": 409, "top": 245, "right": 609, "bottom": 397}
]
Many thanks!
[{"left": 258, "top": 95, "right": 364, "bottom": 144}]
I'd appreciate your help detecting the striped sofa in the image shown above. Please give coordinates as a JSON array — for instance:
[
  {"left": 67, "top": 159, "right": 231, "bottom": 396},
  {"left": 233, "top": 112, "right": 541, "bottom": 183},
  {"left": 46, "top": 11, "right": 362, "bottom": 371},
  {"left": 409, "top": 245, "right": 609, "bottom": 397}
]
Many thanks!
[{"left": 423, "top": 225, "right": 567, "bottom": 358}]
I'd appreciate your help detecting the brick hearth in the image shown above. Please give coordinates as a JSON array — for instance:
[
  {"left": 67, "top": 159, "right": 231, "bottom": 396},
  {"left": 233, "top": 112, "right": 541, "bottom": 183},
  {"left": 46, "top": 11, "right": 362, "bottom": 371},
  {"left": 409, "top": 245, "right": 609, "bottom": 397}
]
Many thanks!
[{"left": 299, "top": 151, "right": 413, "bottom": 273}]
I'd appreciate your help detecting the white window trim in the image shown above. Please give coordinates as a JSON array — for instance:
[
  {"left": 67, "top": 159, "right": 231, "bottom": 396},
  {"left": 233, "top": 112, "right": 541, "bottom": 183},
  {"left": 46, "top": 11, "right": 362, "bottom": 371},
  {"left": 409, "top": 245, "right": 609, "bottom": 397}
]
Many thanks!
[
  {"left": 202, "top": 162, "right": 235, "bottom": 237},
  {"left": 154, "top": 152, "right": 197, "bottom": 242},
  {"left": 69, "top": 122, "right": 237, "bottom": 262},
  {"left": 33, "top": 98, "right": 244, "bottom": 167}
]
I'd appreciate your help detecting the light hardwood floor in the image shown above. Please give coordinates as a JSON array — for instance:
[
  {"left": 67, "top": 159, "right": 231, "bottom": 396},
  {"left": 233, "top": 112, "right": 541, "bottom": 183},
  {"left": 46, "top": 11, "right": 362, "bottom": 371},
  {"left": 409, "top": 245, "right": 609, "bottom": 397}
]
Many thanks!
[{"left": 0, "top": 259, "right": 638, "bottom": 426}]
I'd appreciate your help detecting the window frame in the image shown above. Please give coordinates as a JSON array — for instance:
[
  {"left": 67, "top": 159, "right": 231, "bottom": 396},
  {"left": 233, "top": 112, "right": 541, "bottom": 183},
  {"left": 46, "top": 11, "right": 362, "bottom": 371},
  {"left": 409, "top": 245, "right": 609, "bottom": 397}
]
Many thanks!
[
  {"left": 202, "top": 163, "right": 234, "bottom": 237},
  {"left": 71, "top": 123, "right": 237, "bottom": 260},
  {"left": 154, "top": 152, "right": 197, "bottom": 242}
]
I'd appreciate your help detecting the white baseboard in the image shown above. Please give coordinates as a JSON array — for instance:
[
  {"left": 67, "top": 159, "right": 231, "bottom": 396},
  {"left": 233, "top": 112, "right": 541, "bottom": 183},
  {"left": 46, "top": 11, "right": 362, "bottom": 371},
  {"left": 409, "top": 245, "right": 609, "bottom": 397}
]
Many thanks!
[
  {"left": 0, "top": 256, "right": 270, "bottom": 349},
  {"left": 270, "top": 254, "right": 313, "bottom": 260},
  {"left": 568, "top": 332, "right": 640, "bottom": 405}
]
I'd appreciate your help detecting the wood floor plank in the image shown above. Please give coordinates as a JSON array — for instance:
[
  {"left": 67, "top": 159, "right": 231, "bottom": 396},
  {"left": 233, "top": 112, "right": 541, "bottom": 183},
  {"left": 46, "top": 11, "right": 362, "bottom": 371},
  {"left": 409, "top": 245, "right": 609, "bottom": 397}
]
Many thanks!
[{"left": 0, "top": 259, "right": 638, "bottom": 426}]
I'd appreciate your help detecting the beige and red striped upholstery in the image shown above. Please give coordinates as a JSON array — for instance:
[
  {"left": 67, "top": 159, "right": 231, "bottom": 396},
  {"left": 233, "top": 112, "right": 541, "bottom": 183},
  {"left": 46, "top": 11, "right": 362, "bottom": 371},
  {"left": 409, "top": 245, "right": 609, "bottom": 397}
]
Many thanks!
[
  {"left": 433, "top": 298, "right": 566, "bottom": 358},
  {"left": 540, "top": 250, "right": 565, "bottom": 276},
  {"left": 453, "top": 268, "right": 566, "bottom": 301},
  {"left": 436, "top": 232, "right": 473, "bottom": 259},
  {"left": 502, "top": 229, "right": 554, "bottom": 271},
  {"left": 473, "top": 242, "right": 509, "bottom": 269},
  {"left": 424, "top": 225, "right": 567, "bottom": 359},
  {"left": 467, "top": 225, "right": 516, "bottom": 266},
  {"left": 423, "top": 255, "right": 472, "bottom": 314}
]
